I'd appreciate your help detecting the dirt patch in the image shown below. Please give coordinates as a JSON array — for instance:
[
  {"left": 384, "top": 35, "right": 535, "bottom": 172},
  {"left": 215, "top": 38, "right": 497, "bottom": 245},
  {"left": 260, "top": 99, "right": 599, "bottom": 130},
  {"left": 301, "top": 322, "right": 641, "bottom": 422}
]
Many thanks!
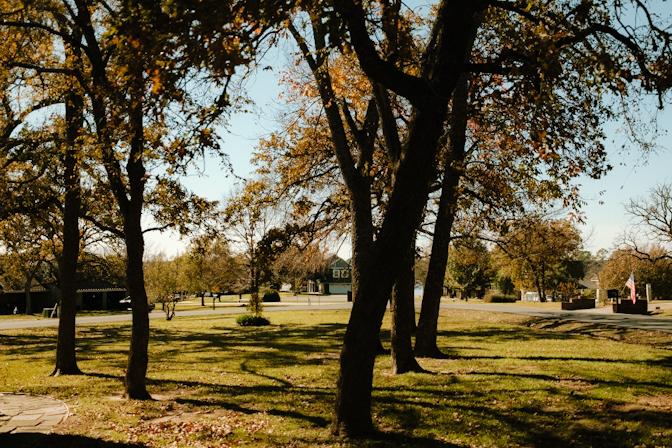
[
  {"left": 614, "top": 395, "right": 672, "bottom": 412},
  {"left": 557, "top": 378, "right": 595, "bottom": 392}
]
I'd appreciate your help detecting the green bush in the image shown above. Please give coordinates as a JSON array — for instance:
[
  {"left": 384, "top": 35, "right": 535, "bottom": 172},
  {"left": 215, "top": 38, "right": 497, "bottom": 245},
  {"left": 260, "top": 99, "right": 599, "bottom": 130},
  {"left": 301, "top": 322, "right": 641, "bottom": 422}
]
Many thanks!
[
  {"left": 582, "top": 289, "right": 596, "bottom": 299},
  {"left": 261, "top": 289, "right": 281, "bottom": 302},
  {"left": 236, "top": 314, "right": 271, "bottom": 326},
  {"left": 484, "top": 294, "right": 518, "bottom": 303}
]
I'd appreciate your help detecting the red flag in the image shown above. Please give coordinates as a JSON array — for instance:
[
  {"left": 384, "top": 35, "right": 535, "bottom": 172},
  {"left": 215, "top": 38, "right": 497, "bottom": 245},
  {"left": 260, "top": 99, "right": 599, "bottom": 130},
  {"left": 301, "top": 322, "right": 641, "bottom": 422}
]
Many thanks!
[{"left": 625, "top": 273, "right": 636, "bottom": 304}]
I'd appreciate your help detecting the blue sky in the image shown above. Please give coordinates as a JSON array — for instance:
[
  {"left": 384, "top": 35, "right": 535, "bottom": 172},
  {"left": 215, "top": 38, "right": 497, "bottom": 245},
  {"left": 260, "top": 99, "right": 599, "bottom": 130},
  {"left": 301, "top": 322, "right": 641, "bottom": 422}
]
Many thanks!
[
  {"left": 146, "top": 63, "right": 671, "bottom": 258},
  {"left": 145, "top": 7, "right": 672, "bottom": 258},
  {"left": 577, "top": 104, "right": 671, "bottom": 252}
]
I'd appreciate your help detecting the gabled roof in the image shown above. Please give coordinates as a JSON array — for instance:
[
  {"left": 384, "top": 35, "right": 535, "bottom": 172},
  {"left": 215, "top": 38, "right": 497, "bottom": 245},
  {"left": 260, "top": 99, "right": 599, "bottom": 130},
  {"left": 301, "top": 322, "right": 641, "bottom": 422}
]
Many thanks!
[{"left": 328, "top": 256, "right": 351, "bottom": 269}]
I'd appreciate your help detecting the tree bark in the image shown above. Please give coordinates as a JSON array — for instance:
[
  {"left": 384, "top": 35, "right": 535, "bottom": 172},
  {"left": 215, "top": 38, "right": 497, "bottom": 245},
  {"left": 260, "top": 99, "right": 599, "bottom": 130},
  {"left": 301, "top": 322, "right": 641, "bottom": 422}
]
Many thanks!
[
  {"left": 290, "top": 3, "right": 484, "bottom": 435},
  {"left": 334, "top": 103, "right": 458, "bottom": 435},
  {"left": 123, "top": 41, "right": 151, "bottom": 399},
  {"left": 124, "top": 217, "right": 151, "bottom": 399},
  {"left": 123, "top": 105, "right": 151, "bottom": 398},
  {"left": 332, "top": 2, "right": 484, "bottom": 434},
  {"left": 416, "top": 74, "right": 469, "bottom": 358},
  {"left": 71, "top": 0, "right": 151, "bottom": 399},
  {"left": 391, "top": 239, "right": 424, "bottom": 374},
  {"left": 334, "top": 270, "right": 389, "bottom": 436},
  {"left": 52, "top": 86, "right": 83, "bottom": 376}
]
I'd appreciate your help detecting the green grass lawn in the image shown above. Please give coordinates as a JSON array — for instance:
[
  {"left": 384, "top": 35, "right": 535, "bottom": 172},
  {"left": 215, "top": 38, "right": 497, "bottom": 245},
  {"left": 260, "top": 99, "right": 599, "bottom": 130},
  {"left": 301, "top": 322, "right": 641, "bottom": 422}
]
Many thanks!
[{"left": 1, "top": 309, "right": 671, "bottom": 447}]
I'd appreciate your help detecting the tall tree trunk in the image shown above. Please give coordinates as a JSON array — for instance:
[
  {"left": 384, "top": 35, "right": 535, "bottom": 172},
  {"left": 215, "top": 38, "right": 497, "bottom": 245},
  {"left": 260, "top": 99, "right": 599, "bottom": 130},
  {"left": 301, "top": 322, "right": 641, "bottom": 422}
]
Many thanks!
[
  {"left": 295, "top": 2, "right": 483, "bottom": 435},
  {"left": 124, "top": 217, "right": 151, "bottom": 399},
  {"left": 124, "top": 45, "right": 151, "bottom": 399},
  {"left": 391, "top": 239, "right": 424, "bottom": 373},
  {"left": 416, "top": 74, "right": 469, "bottom": 358},
  {"left": 334, "top": 269, "right": 389, "bottom": 436},
  {"left": 123, "top": 139, "right": 151, "bottom": 399},
  {"left": 71, "top": 0, "right": 151, "bottom": 399},
  {"left": 334, "top": 100, "right": 456, "bottom": 435},
  {"left": 52, "top": 87, "right": 83, "bottom": 376}
]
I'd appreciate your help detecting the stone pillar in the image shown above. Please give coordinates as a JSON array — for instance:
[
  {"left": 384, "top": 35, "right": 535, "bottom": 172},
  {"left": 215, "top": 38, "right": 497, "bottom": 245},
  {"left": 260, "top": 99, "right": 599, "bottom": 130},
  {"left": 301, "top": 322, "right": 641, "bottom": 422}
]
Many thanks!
[{"left": 646, "top": 284, "right": 652, "bottom": 302}]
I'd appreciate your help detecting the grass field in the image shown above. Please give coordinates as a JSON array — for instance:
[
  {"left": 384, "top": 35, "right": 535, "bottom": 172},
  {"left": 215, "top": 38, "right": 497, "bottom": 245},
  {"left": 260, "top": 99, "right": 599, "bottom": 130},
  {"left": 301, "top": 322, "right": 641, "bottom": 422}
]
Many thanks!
[{"left": 1, "top": 309, "right": 672, "bottom": 447}]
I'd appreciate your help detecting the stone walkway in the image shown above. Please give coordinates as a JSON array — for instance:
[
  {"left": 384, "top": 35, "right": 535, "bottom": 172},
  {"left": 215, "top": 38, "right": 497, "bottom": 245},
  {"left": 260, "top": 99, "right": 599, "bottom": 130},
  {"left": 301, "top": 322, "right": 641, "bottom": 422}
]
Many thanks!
[{"left": 0, "top": 393, "right": 69, "bottom": 434}]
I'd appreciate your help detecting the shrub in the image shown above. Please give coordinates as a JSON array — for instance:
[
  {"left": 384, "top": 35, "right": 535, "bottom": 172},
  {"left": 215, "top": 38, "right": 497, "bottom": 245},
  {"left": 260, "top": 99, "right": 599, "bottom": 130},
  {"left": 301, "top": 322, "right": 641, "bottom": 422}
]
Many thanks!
[
  {"left": 261, "top": 289, "right": 281, "bottom": 302},
  {"left": 484, "top": 294, "right": 518, "bottom": 303},
  {"left": 582, "top": 289, "right": 596, "bottom": 299},
  {"left": 236, "top": 314, "right": 270, "bottom": 326}
]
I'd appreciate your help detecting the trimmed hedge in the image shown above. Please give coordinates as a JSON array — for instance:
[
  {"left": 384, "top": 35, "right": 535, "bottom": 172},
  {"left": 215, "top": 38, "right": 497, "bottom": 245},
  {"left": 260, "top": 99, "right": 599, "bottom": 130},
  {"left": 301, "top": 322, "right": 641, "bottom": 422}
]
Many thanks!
[
  {"left": 262, "top": 289, "right": 281, "bottom": 302},
  {"left": 236, "top": 314, "right": 270, "bottom": 326},
  {"left": 484, "top": 294, "right": 518, "bottom": 303}
]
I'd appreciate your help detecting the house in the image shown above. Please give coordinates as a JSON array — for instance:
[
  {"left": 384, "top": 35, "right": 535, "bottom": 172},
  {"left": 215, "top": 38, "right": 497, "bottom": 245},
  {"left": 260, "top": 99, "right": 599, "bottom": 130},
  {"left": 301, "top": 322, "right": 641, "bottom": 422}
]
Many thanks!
[
  {"left": 521, "top": 290, "right": 541, "bottom": 302},
  {"left": 305, "top": 256, "right": 352, "bottom": 295},
  {"left": 326, "top": 257, "right": 352, "bottom": 294},
  {"left": 0, "top": 282, "right": 127, "bottom": 314}
]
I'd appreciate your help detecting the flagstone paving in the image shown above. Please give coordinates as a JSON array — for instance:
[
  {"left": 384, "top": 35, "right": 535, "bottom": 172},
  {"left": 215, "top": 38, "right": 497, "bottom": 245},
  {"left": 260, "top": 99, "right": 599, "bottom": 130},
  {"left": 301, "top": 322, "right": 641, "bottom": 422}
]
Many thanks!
[{"left": 0, "top": 393, "right": 69, "bottom": 435}]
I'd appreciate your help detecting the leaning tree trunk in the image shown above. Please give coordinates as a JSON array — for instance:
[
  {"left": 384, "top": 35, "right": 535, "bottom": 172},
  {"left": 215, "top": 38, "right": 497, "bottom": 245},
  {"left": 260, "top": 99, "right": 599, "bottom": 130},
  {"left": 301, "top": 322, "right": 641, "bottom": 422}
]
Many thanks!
[
  {"left": 334, "top": 265, "right": 392, "bottom": 436},
  {"left": 416, "top": 74, "right": 469, "bottom": 358},
  {"left": 334, "top": 98, "right": 457, "bottom": 435},
  {"left": 391, "top": 239, "right": 424, "bottom": 374},
  {"left": 53, "top": 87, "right": 84, "bottom": 376}
]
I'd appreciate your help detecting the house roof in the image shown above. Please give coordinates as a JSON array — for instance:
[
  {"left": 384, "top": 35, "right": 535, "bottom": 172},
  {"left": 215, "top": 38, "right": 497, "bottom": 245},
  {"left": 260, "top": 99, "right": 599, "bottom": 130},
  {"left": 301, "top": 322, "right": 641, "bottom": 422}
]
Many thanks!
[
  {"left": 578, "top": 277, "right": 599, "bottom": 290},
  {"left": 328, "top": 256, "right": 351, "bottom": 269}
]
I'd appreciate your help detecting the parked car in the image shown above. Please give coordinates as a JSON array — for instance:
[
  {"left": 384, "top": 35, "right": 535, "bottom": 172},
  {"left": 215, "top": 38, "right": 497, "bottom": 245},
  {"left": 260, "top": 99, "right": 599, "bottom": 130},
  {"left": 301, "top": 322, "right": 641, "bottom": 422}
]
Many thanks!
[{"left": 118, "top": 297, "right": 155, "bottom": 312}]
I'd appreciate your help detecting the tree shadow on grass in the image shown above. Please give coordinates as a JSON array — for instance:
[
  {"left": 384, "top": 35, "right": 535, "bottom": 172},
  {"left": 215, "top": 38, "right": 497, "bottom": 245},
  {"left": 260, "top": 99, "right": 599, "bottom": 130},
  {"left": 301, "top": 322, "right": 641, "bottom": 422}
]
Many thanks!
[
  {"left": 527, "top": 316, "right": 672, "bottom": 334},
  {"left": 0, "top": 433, "right": 144, "bottom": 448},
  {"left": 175, "top": 396, "right": 331, "bottom": 428},
  {"left": 355, "top": 430, "right": 462, "bottom": 447},
  {"left": 449, "top": 398, "right": 668, "bottom": 448},
  {"left": 377, "top": 366, "right": 672, "bottom": 448},
  {"left": 472, "top": 370, "right": 672, "bottom": 390},
  {"left": 0, "top": 333, "right": 56, "bottom": 357},
  {"left": 437, "top": 326, "right": 575, "bottom": 342},
  {"left": 445, "top": 353, "right": 672, "bottom": 368}
]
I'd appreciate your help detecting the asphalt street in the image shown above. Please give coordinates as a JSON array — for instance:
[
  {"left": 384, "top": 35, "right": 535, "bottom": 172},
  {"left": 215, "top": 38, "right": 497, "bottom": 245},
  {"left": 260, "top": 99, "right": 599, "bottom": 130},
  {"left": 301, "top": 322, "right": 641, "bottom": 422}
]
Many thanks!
[{"left": 1, "top": 298, "right": 672, "bottom": 333}]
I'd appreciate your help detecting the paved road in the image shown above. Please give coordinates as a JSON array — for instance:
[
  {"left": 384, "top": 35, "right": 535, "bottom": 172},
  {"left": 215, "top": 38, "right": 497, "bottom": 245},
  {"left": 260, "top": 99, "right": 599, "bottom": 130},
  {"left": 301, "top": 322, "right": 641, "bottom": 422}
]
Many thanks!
[
  {"left": 0, "top": 301, "right": 352, "bottom": 331},
  {"left": 441, "top": 302, "right": 672, "bottom": 333},
  {"left": 2, "top": 299, "right": 672, "bottom": 333}
]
